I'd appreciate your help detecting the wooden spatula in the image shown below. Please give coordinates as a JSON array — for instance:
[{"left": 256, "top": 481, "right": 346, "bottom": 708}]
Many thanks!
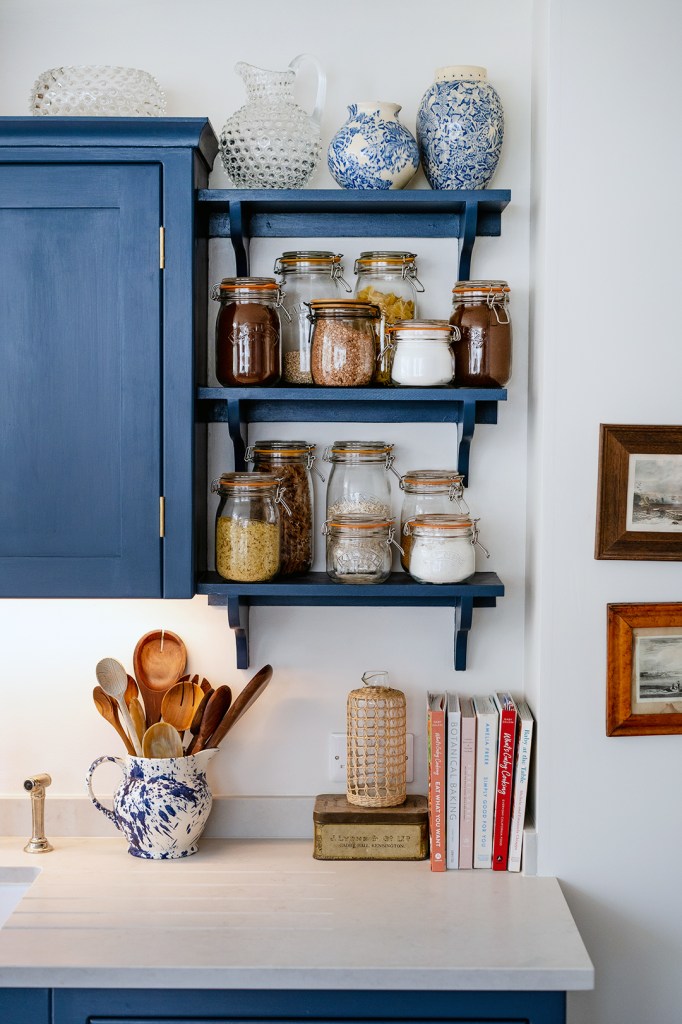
[
  {"left": 161, "top": 681, "right": 204, "bottom": 734},
  {"left": 190, "top": 685, "right": 232, "bottom": 754}
]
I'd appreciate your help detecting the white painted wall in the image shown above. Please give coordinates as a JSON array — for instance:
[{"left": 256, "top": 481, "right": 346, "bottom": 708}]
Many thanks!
[{"left": 2, "top": 0, "right": 681, "bottom": 1020}]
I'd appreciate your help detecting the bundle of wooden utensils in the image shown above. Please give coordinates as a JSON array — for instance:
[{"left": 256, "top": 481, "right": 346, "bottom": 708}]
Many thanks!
[{"left": 93, "top": 629, "right": 272, "bottom": 759}]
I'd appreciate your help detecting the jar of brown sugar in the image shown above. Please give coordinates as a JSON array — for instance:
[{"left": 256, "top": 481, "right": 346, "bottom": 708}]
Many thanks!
[
  {"left": 308, "top": 299, "right": 381, "bottom": 387},
  {"left": 212, "top": 277, "right": 285, "bottom": 386},
  {"left": 449, "top": 280, "right": 512, "bottom": 388}
]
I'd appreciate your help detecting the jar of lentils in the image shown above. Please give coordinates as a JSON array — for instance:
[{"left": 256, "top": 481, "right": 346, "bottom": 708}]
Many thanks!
[
  {"left": 212, "top": 277, "right": 285, "bottom": 386},
  {"left": 274, "top": 252, "right": 351, "bottom": 385},
  {"left": 324, "top": 441, "right": 399, "bottom": 519},
  {"left": 449, "top": 280, "right": 512, "bottom": 387},
  {"left": 403, "top": 514, "right": 486, "bottom": 584},
  {"left": 399, "top": 470, "right": 468, "bottom": 571},
  {"left": 212, "top": 472, "right": 286, "bottom": 582},
  {"left": 354, "top": 251, "right": 424, "bottom": 384},
  {"left": 246, "top": 440, "right": 320, "bottom": 575},
  {"left": 308, "top": 299, "right": 380, "bottom": 387},
  {"left": 324, "top": 514, "right": 399, "bottom": 584}
]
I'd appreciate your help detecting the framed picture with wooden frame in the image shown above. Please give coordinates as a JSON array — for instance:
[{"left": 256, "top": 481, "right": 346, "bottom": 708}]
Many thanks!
[
  {"left": 595, "top": 424, "right": 682, "bottom": 559},
  {"left": 607, "top": 603, "right": 682, "bottom": 736}
]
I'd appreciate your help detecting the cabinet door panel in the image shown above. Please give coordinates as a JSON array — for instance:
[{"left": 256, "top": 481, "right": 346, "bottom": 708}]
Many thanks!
[{"left": 0, "top": 163, "right": 162, "bottom": 595}]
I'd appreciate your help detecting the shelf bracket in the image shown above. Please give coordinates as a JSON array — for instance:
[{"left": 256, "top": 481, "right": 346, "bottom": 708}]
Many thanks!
[
  {"left": 457, "top": 399, "right": 477, "bottom": 487},
  {"left": 229, "top": 200, "right": 250, "bottom": 276},
  {"left": 458, "top": 201, "right": 479, "bottom": 281},
  {"left": 226, "top": 398, "right": 247, "bottom": 470},
  {"left": 454, "top": 595, "right": 498, "bottom": 670},
  {"left": 227, "top": 595, "right": 249, "bottom": 669}
]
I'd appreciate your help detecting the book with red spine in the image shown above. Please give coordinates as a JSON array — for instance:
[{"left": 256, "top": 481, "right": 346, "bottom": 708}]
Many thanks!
[
  {"left": 427, "top": 692, "right": 446, "bottom": 872},
  {"left": 458, "top": 697, "right": 476, "bottom": 869},
  {"left": 492, "top": 692, "right": 518, "bottom": 871},
  {"left": 508, "top": 699, "right": 535, "bottom": 872}
]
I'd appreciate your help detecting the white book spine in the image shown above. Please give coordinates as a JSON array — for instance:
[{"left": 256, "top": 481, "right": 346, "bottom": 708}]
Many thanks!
[
  {"left": 473, "top": 698, "right": 498, "bottom": 869},
  {"left": 508, "top": 704, "right": 534, "bottom": 873},
  {"left": 446, "top": 696, "right": 461, "bottom": 869}
]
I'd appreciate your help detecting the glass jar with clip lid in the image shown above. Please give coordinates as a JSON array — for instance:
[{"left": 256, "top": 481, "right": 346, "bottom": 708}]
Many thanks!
[
  {"left": 323, "top": 514, "right": 403, "bottom": 584},
  {"left": 308, "top": 299, "right": 381, "bottom": 387},
  {"left": 323, "top": 440, "right": 401, "bottom": 519},
  {"left": 212, "top": 277, "right": 288, "bottom": 387},
  {"left": 246, "top": 440, "right": 324, "bottom": 575},
  {"left": 449, "top": 279, "right": 512, "bottom": 387},
  {"left": 402, "top": 513, "right": 489, "bottom": 584},
  {"left": 274, "top": 252, "right": 351, "bottom": 385},
  {"left": 353, "top": 251, "right": 425, "bottom": 383},
  {"left": 212, "top": 472, "right": 291, "bottom": 582},
  {"left": 399, "top": 470, "right": 469, "bottom": 571}
]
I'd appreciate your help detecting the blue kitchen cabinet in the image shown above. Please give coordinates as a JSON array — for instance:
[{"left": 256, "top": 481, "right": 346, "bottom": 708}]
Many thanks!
[
  {"left": 0, "top": 987, "right": 49, "bottom": 1023},
  {"left": 0, "top": 118, "right": 217, "bottom": 597}
]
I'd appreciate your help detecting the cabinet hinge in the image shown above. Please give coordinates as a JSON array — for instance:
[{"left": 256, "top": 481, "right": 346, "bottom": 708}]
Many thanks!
[
  {"left": 159, "top": 226, "right": 165, "bottom": 270},
  {"left": 159, "top": 496, "right": 165, "bottom": 538}
]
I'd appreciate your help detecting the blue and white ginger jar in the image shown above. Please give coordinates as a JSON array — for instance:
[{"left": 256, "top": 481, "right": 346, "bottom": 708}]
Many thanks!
[
  {"left": 328, "top": 101, "right": 420, "bottom": 190},
  {"left": 416, "top": 66, "right": 504, "bottom": 190}
]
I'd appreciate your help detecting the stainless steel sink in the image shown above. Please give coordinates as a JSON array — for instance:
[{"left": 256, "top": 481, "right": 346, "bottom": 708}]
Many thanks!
[{"left": 0, "top": 867, "right": 39, "bottom": 927}]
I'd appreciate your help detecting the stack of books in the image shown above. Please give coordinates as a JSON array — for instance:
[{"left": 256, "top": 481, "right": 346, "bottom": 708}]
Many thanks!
[{"left": 426, "top": 691, "right": 534, "bottom": 873}]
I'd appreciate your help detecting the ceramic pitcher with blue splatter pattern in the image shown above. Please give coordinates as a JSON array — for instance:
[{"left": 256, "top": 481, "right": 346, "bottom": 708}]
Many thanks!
[{"left": 86, "top": 750, "right": 216, "bottom": 859}]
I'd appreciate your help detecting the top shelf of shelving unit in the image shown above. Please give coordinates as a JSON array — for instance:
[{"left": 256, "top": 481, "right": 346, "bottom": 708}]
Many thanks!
[{"left": 196, "top": 188, "right": 511, "bottom": 279}]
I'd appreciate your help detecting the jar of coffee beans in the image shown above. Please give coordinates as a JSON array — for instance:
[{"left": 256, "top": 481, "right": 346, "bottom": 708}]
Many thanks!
[
  {"left": 449, "top": 280, "right": 512, "bottom": 387},
  {"left": 212, "top": 277, "right": 285, "bottom": 386},
  {"left": 212, "top": 472, "right": 287, "bottom": 582},
  {"left": 323, "top": 441, "right": 400, "bottom": 520},
  {"left": 246, "top": 440, "right": 321, "bottom": 575},
  {"left": 274, "top": 252, "right": 351, "bottom": 385},
  {"left": 323, "top": 514, "right": 400, "bottom": 584},
  {"left": 308, "top": 299, "right": 381, "bottom": 387},
  {"left": 399, "top": 470, "right": 468, "bottom": 571}
]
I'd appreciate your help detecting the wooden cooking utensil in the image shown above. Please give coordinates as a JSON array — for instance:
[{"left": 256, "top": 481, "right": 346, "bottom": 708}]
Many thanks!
[
  {"left": 161, "top": 681, "right": 204, "bottom": 735},
  {"left": 179, "top": 673, "right": 213, "bottom": 695},
  {"left": 207, "top": 665, "right": 273, "bottom": 749},
  {"left": 142, "top": 722, "right": 184, "bottom": 759},
  {"left": 129, "top": 697, "right": 147, "bottom": 746},
  {"left": 95, "top": 658, "right": 143, "bottom": 757},
  {"left": 184, "top": 688, "right": 214, "bottom": 755},
  {"left": 190, "top": 685, "right": 232, "bottom": 754},
  {"left": 125, "top": 674, "right": 138, "bottom": 708},
  {"left": 133, "top": 630, "right": 187, "bottom": 729},
  {"left": 92, "top": 686, "right": 136, "bottom": 756}
]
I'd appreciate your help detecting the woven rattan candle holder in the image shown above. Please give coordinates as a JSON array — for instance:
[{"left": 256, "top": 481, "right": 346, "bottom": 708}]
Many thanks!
[{"left": 346, "top": 670, "right": 407, "bottom": 808}]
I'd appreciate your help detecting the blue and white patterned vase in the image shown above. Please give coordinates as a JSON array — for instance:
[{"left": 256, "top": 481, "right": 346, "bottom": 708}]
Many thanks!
[
  {"left": 327, "top": 102, "right": 420, "bottom": 190},
  {"left": 86, "top": 750, "right": 216, "bottom": 859},
  {"left": 416, "top": 66, "right": 504, "bottom": 190}
]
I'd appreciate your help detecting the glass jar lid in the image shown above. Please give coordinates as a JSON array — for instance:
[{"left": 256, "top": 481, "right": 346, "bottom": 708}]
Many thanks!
[
  {"left": 403, "top": 513, "right": 476, "bottom": 536},
  {"left": 386, "top": 319, "right": 455, "bottom": 340},
  {"left": 323, "top": 440, "right": 394, "bottom": 463},
  {"left": 400, "top": 469, "right": 465, "bottom": 493},
  {"left": 307, "top": 299, "right": 381, "bottom": 320},
  {"left": 274, "top": 251, "right": 344, "bottom": 274},
  {"left": 211, "top": 471, "right": 280, "bottom": 494},
  {"left": 355, "top": 251, "right": 418, "bottom": 272},
  {"left": 212, "top": 277, "right": 282, "bottom": 302},
  {"left": 452, "top": 280, "right": 510, "bottom": 296},
  {"left": 247, "top": 440, "right": 315, "bottom": 459}
]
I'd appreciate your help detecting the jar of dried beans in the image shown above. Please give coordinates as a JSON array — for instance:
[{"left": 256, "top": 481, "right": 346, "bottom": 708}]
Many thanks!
[
  {"left": 212, "top": 472, "right": 288, "bottom": 582},
  {"left": 354, "top": 252, "right": 424, "bottom": 384},
  {"left": 274, "top": 252, "right": 351, "bottom": 385},
  {"left": 449, "top": 280, "right": 512, "bottom": 387},
  {"left": 323, "top": 441, "right": 400, "bottom": 520},
  {"left": 246, "top": 440, "right": 321, "bottom": 575},
  {"left": 403, "top": 513, "right": 489, "bottom": 584},
  {"left": 212, "top": 277, "right": 285, "bottom": 386},
  {"left": 323, "top": 514, "right": 400, "bottom": 584},
  {"left": 399, "top": 470, "right": 468, "bottom": 571},
  {"left": 308, "top": 299, "right": 380, "bottom": 387},
  {"left": 387, "top": 319, "right": 458, "bottom": 386}
]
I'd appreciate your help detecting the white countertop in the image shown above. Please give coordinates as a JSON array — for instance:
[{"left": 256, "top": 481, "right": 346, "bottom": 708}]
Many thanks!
[{"left": 0, "top": 837, "right": 594, "bottom": 991}]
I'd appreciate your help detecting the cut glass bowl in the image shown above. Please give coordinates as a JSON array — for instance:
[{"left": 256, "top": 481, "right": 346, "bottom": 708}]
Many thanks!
[{"left": 29, "top": 66, "right": 166, "bottom": 116}]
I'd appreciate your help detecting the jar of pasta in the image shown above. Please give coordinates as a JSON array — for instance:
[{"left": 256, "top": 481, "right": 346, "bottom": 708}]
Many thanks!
[
  {"left": 449, "top": 280, "right": 512, "bottom": 387},
  {"left": 403, "top": 513, "right": 488, "bottom": 584},
  {"left": 323, "top": 514, "right": 400, "bottom": 584},
  {"left": 246, "top": 440, "right": 321, "bottom": 575},
  {"left": 212, "top": 277, "right": 285, "bottom": 386},
  {"left": 399, "top": 470, "right": 468, "bottom": 570},
  {"left": 323, "top": 441, "right": 400, "bottom": 519},
  {"left": 212, "top": 472, "right": 287, "bottom": 582},
  {"left": 274, "top": 252, "right": 351, "bottom": 385},
  {"left": 308, "top": 300, "right": 380, "bottom": 387},
  {"left": 353, "top": 252, "right": 424, "bottom": 383}
]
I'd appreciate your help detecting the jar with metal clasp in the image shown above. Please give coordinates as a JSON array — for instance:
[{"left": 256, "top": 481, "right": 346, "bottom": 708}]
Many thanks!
[
  {"left": 323, "top": 441, "right": 401, "bottom": 519},
  {"left": 274, "top": 252, "right": 351, "bottom": 385},
  {"left": 403, "top": 513, "right": 489, "bottom": 584},
  {"left": 399, "top": 470, "right": 469, "bottom": 571},
  {"left": 387, "top": 319, "right": 459, "bottom": 386},
  {"left": 449, "top": 280, "right": 512, "bottom": 387},
  {"left": 308, "top": 299, "right": 381, "bottom": 387},
  {"left": 323, "top": 514, "right": 402, "bottom": 584},
  {"left": 212, "top": 277, "right": 288, "bottom": 386},
  {"left": 246, "top": 440, "right": 324, "bottom": 575},
  {"left": 212, "top": 472, "right": 291, "bottom": 582},
  {"left": 353, "top": 251, "right": 425, "bottom": 384}
]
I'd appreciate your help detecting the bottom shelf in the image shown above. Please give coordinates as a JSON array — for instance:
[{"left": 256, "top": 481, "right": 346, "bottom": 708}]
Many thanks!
[{"left": 196, "top": 571, "right": 504, "bottom": 671}]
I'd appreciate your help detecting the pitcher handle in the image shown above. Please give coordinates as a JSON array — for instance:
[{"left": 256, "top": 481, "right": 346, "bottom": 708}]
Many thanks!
[
  {"left": 86, "top": 755, "right": 125, "bottom": 829},
  {"left": 289, "top": 53, "right": 326, "bottom": 126}
]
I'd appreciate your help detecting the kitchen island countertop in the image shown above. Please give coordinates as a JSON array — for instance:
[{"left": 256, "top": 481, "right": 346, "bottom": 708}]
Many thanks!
[{"left": 0, "top": 837, "right": 594, "bottom": 991}]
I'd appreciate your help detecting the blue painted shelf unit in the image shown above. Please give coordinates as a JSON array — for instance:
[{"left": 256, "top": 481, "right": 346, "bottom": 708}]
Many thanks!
[{"left": 195, "top": 186, "right": 511, "bottom": 671}]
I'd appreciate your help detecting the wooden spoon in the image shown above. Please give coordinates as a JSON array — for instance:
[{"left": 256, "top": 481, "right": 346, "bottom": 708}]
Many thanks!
[
  {"left": 161, "top": 681, "right": 204, "bottom": 735},
  {"left": 133, "top": 630, "right": 187, "bottom": 729},
  {"left": 129, "top": 697, "right": 146, "bottom": 747},
  {"left": 92, "top": 686, "right": 136, "bottom": 756},
  {"left": 142, "top": 722, "right": 184, "bottom": 759},
  {"left": 207, "top": 665, "right": 273, "bottom": 749},
  {"left": 95, "top": 658, "right": 143, "bottom": 757},
  {"left": 183, "top": 688, "right": 214, "bottom": 755},
  {"left": 125, "top": 674, "right": 138, "bottom": 708},
  {"left": 190, "top": 685, "right": 232, "bottom": 754}
]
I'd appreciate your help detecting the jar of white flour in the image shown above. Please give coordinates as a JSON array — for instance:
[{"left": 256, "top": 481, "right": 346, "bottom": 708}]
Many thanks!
[{"left": 403, "top": 513, "right": 487, "bottom": 584}]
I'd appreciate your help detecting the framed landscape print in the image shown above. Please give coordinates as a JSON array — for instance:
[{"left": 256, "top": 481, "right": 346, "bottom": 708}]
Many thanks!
[
  {"left": 595, "top": 424, "right": 682, "bottom": 560},
  {"left": 607, "top": 603, "right": 682, "bottom": 736}
]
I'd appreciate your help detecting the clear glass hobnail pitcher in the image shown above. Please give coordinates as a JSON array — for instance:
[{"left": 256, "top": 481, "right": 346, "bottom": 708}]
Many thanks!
[{"left": 219, "top": 54, "right": 326, "bottom": 189}]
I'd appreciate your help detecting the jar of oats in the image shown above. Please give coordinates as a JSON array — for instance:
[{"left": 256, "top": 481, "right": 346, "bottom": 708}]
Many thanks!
[
  {"left": 246, "top": 440, "right": 320, "bottom": 575},
  {"left": 354, "top": 252, "right": 424, "bottom": 384},
  {"left": 212, "top": 472, "right": 284, "bottom": 582},
  {"left": 274, "top": 252, "right": 351, "bottom": 385},
  {"left": 308, "top": 300, "right": 381, "bottom": 387},
  {"left": 323, "top": 441, "right": 400, "bottom": 520}
]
